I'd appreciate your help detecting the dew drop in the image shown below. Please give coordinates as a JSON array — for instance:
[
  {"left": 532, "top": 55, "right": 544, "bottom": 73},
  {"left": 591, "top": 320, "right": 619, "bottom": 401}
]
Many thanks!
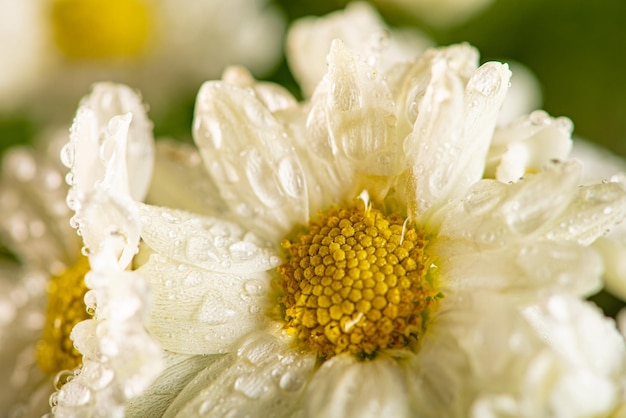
[
  {"left": 84, "top": 291, "right": 97, "bottom": 314},
  {"left": 185, "top": 236, "right": 220, "bottom": 263},
  {"left": 199, "top": 399, "right": 216, "bottom": 415},
  {"left": 161, "top": 210, "right": 180, "bottom": 224},
  {"left": 279, "top": 371, "right": 304, "bottom": 392},
  {"left": 229, "top": 241, "right": 259, "bottom": 261},
  {"left": 60, "top": 143, "right": 75, "bottom": 168},
  {"left": 277, "top": 157, "right": 305, "bottom": 199},
  {"left": 243, "top": 280, "right": 265, "bottom": 296},
  {"left": 49, "top": 392, "right": 59, "bottom": 408},
  {"left": 53, "top": 370, "right": 74, "bottom": 390},
  {"left": 233, "top": 374, "right": 267, "bottom": 400}
]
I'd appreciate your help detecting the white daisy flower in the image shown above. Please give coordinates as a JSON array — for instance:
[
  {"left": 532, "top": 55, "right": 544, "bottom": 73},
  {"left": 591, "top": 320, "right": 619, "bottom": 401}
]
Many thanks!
[
  {"left": 59, "top": 31, "right": 626, "bottom": 417},
  {"left": 0, "top": 131, "right": 86, "bottom": 417},
  {"left": 0, "top": 0, "right": 284, "bottom": 120}
]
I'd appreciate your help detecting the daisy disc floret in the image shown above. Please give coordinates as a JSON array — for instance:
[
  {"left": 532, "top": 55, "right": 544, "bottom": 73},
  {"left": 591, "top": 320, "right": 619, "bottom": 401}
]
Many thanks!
[
  {"left": 278, "top": 199, "right": 439, "bottom": 358},
  {"left": 51, "top": 0, "right": 152, "bottom": 59},
  {"left": 36, "top": 255, "right": 91, "bottom": 375}
]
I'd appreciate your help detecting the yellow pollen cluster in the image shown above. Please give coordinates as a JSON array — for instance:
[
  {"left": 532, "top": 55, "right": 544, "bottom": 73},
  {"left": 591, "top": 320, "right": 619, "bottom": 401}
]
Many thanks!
[
  {"left": 36, "top": 255, "right": 91, "bottom": 375},
  {"left": 50, "top": 0, "right": 152, "bottom": 60},
  {"left": 278, "top": 203, "right": 440, "bottom": 359}
]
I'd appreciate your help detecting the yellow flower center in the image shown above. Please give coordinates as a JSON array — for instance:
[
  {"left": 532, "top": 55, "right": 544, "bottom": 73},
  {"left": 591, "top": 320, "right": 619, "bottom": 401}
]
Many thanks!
[
  {"left": 50, "top": 0, "right": 153, "bottom": 60},
  {"left": 277, "top": 201, "right": 441, "bottom": 360},
  {"left": 36, "top": 255, "right": 91, "bottom": 375}
]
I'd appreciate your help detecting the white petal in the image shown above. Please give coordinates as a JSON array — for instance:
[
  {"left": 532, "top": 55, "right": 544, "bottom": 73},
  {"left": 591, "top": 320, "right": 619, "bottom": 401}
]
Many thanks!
[
  {"left": 306, "top": 354, "right": 410, "bottom": 418},
  {"left": 451, "top": 62, "right": 512, "bottom": 196},
  {"left": 137, "top": 203, "right": 280, "bottom": 273},
  {"left": 0, "top": 266, "right": 48, "bottom": 416},
  {"left": 68, "top": 86, "right": 150, "bottom": 269},
  {"left": 66, "top": 82, "right": 154, "bottom": 204},
  {"left": 0, "top": 137, "right": 79, "bottom": 274},
  {"left": 138, "top": 254, "right": 272, "bottom": 355},
  {"left": 594, "top": 236, "right": 626, "bottom": 301},
  {"left": 286, "top": 2, "right": 430, "bottom": 97},
  {"left": 78, "top": 184, "right": 141, "bottom": 271},
  {"left": 523, "top": 295, "right": 626, "bottom": 416},
  {"left": 315, "top": 40, "right": 404, "bottom": 178},
  {"left": 487, "top": 110, "right": 573, "bottom": 183},
  {"left": 222, "top": 66, "right": 299, "bottom": 114},
  {"left": 165, "top": 331, "right": 316, "bottom": 418},
  {"left": 436, "top": 241, "right": 602, "bottom": 296},
  {"left": 77, "top": 83, "right": 154, "bottom": 201},
  {"left": 408, "top": 292, "right": 533, "bottom": 416},
  {"left": 126, "top": 353, "right": 221, "bottom": 418},
  {"left": 500, "top": 160, "right": 581, "bottom": 236},
  {"left": 540, "top": 181, "right": 626, "bottom": 245},
  {"left": 163, "top": 354, "right": 235, "bottom": 418},
  {"left": 438, "top": 160, "right": 582, "bottom": 238},
  {"left": 401, "top": 47, "right": 510, "bottom": 220},
  {"left": 570, "top": 138, "right": 626, "bottom": 184},
  {"left": 193, "top": 81, "right": 309, "bottom": 240},
  {"left": 146, "top": 140, "right": 227, "bottom": 216}
]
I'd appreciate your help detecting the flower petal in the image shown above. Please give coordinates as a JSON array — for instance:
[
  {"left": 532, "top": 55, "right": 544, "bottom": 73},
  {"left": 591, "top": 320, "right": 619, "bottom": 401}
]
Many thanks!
[
  {"left": 54, "top": 241, "right": 163, "bottom": 417},
  {"left": 486, "top": 111, "right": 573, "bottom": 183},
  {"left": 437, "top": 160, "right": 582, "bottom": 240},
  {"left": 66, "top": 83, "right": 154, "bottom": 269},
  {"left": 287, "top": 2, "right": 430, "bottom": 97},
  {"left": 137, "top": 203, "right": 280, "bottom": 273},
  {"left": 0, "top": 133, "right": 80, "bottom": 274},
  {"left": 146, "top": 140, "right": 227, "bottom": 216},
  {"left": 306, "top": 354, "right": 410, "bottom": 418},
  {"left": 193, "top": 80, "right": 309, "bottom": 240},
  {"left": 540, "top": 181, "right": 626, "bottom": 246},
  {"left": 315, "top": 39, "right": 403, "bottom": 177},
  {"left": 126, "top": 353, "right": 220, "bottom": 418},
  {"left": 138, "top": 254, "right": 272, "bottom": 355},
  {"left": 593, "top": 236, "right": 626, "bottom": 301},
  {"left": 164, "top": 331, "right": 316, "bottom": 418},
  {"left": 436, "top": 241, "right": 602, "bottom": 296},
  {"left": 65, "top": 82, "right": 154, "bottom": 204},
  {"left": 402, "top": 50, "right": 511, "bottom": 220},
  {"left": 522, "top": 295, "right": 625, "bottom": 417}
]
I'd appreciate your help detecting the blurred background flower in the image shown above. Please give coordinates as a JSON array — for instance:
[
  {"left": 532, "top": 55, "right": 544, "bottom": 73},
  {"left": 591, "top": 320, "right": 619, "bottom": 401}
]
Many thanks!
[{"left": 0, "top": 0, "right": 284, "bottom": 130}]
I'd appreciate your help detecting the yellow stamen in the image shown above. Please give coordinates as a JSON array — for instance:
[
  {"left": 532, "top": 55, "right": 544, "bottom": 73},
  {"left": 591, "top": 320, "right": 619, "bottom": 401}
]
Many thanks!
[
  {"left": 50, "top": 0, "right": 153, "bottom": 60},
  {"left": 277, "top": 201, "right": 441, "bottom": 359},
  {"left": 36, "top": 255, "right": 91, "bottom": 375}
]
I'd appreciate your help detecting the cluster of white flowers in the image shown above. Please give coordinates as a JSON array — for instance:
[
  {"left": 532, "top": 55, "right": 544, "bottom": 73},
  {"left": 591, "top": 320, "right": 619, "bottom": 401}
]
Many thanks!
[{"left": 2, "top": 2, "right": 626, "bottom": 418}]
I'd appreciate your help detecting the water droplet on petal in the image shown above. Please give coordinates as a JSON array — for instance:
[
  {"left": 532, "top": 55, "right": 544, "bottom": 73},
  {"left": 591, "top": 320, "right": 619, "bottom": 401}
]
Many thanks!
[
  {"left": 469, "top": 63, "right": 502, "bottom": 98},
  {"left": 60, "top": 143, "right": 75, "bottom": 168},
  {"left": 228, "top": 241, "right": 259, "bottom": 261},
  {"left": 279, "top": 371, "right": 304, "bottom": 392},
  {"left": 233, "top": 373, "right": 268, "bottom": 399},
  {"left": 243, "top": 279, "right": 265, "bottom": 296},
  {"left": 58, "top": 381, "right": 92, "bottom": 406},
  {"left": 277, "top": 158, "right": 305, "bottom": 199},
  {"left": 185, "top": 236, "right": 220, "bottom": 263}
]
